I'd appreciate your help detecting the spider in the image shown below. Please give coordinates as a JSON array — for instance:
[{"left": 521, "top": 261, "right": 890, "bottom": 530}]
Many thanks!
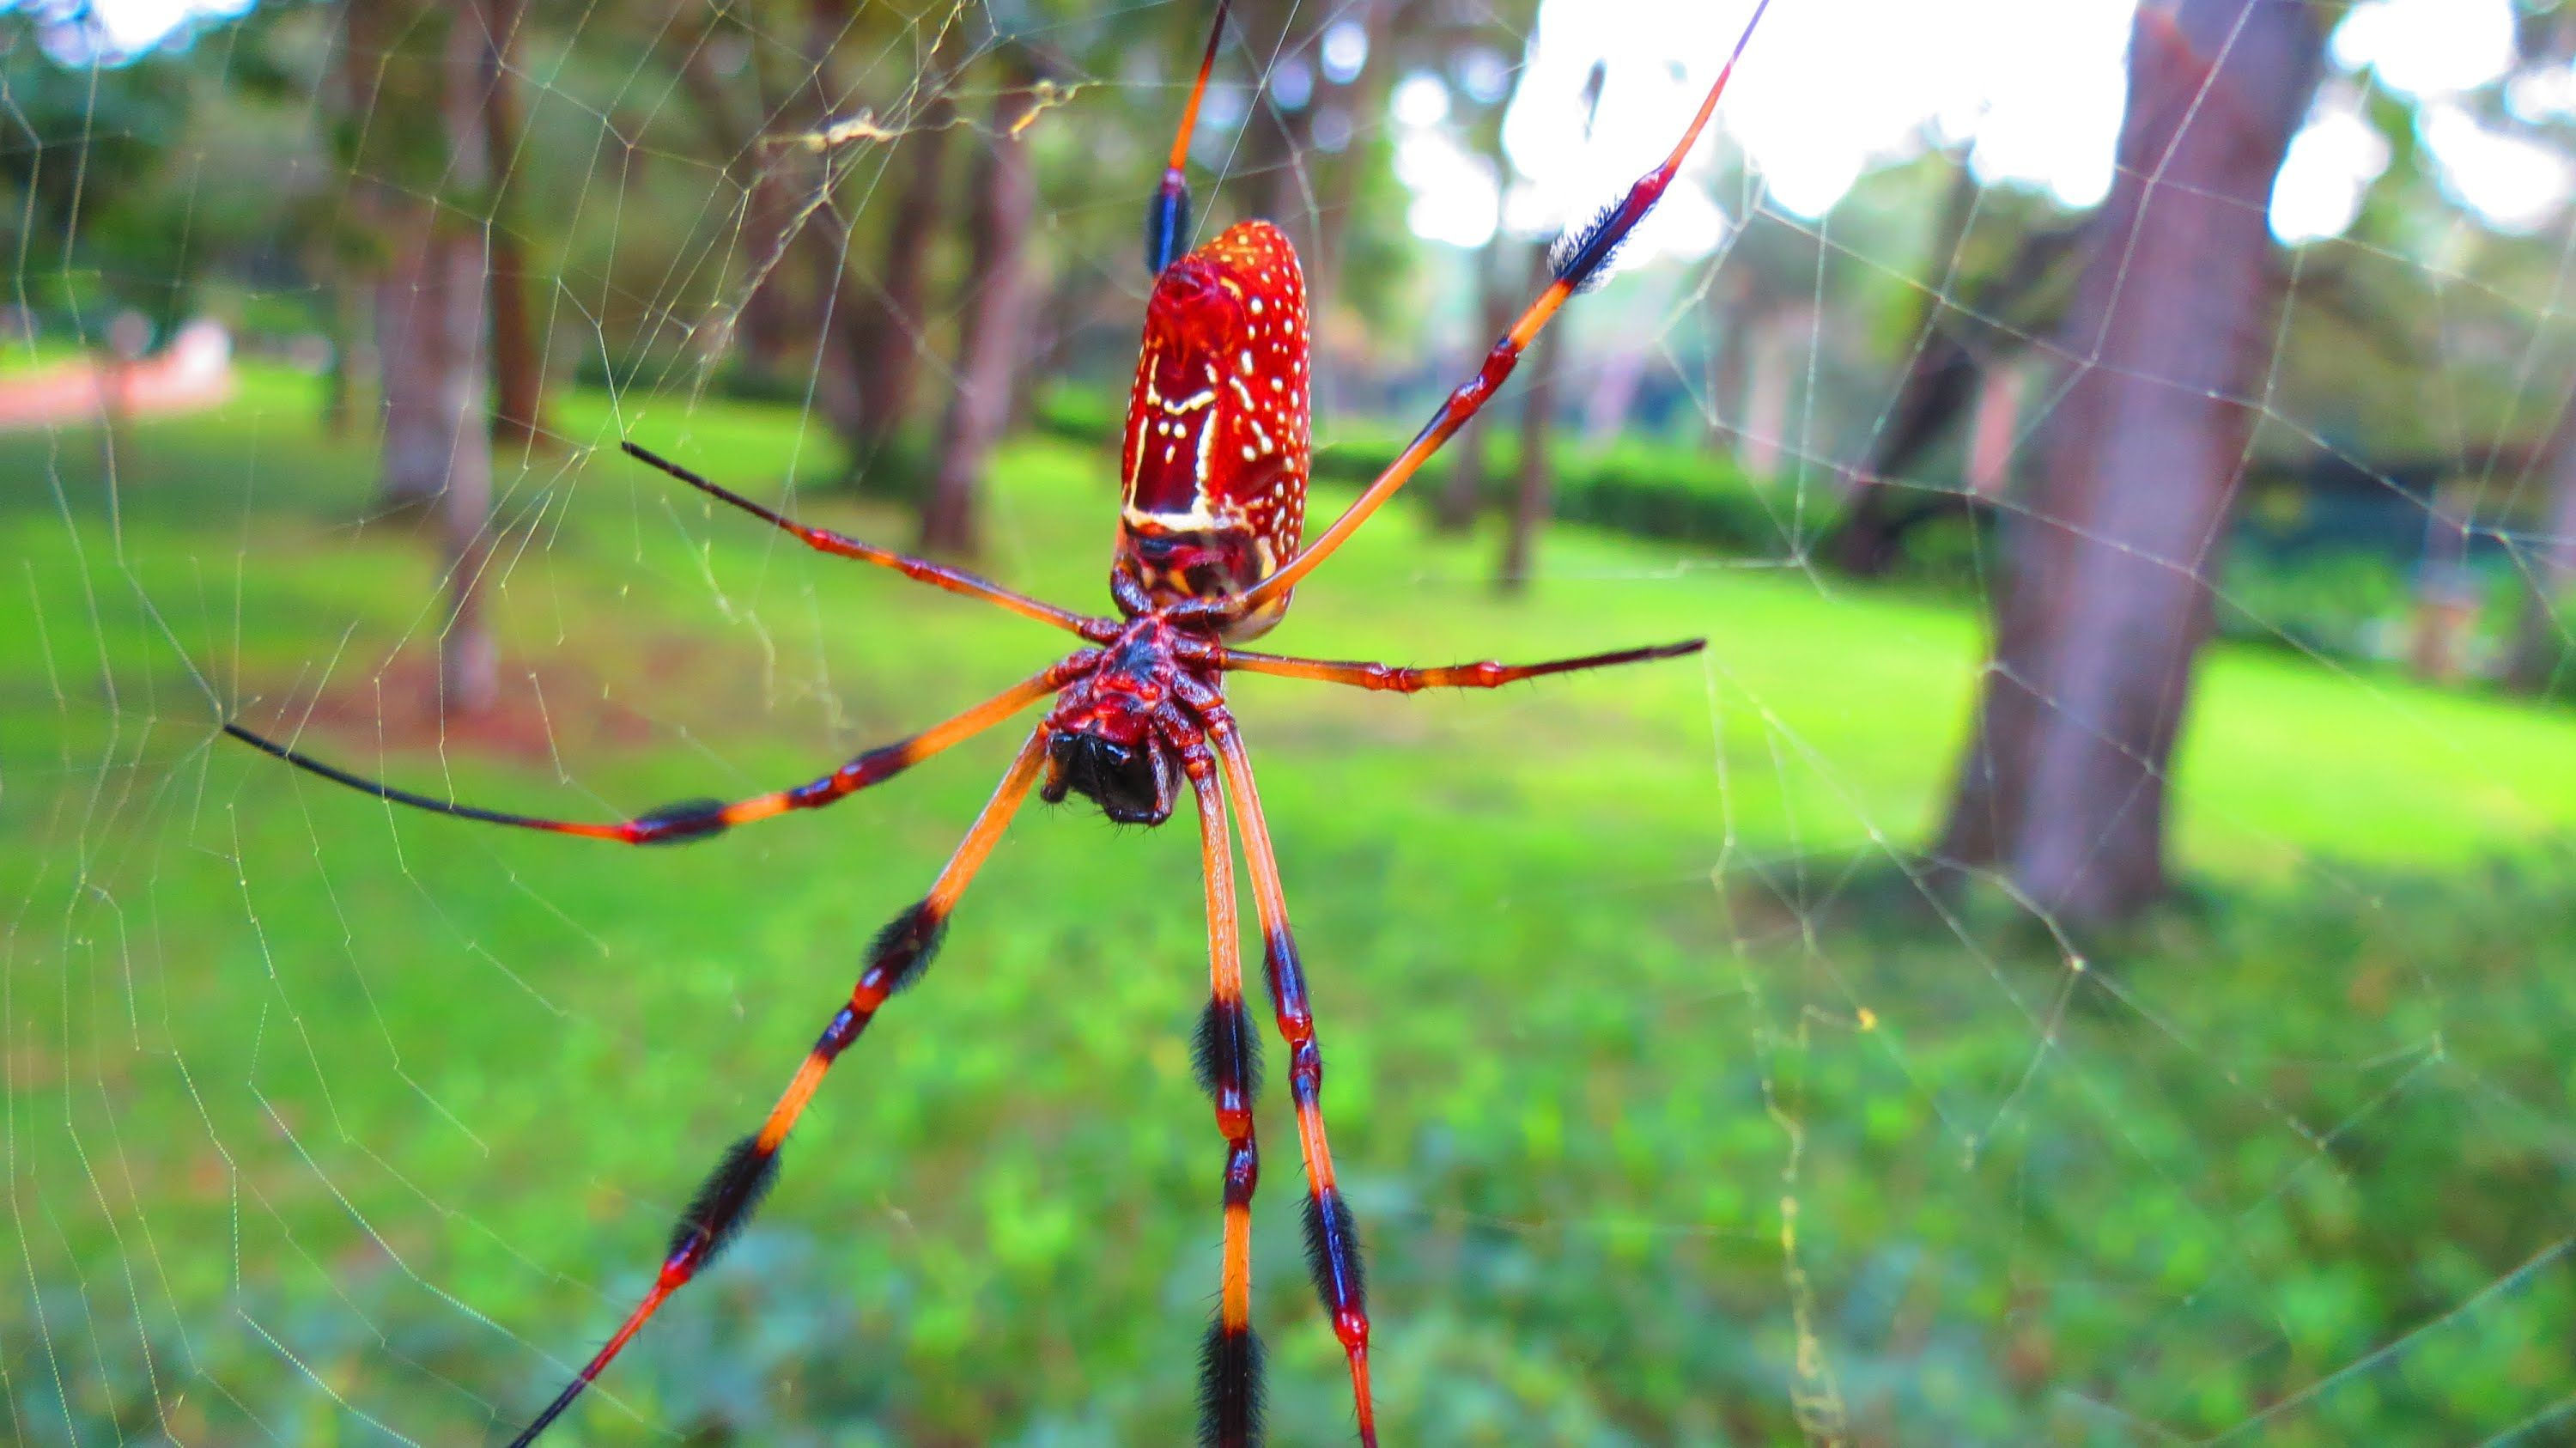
[{"left": 222, "top": 2, "right": 1771, "bottom": 1441}]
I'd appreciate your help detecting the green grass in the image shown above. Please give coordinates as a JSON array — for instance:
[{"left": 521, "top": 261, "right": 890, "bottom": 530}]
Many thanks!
[{"left": 6, "top": 365, "right": 2576, "bottom": 1445}]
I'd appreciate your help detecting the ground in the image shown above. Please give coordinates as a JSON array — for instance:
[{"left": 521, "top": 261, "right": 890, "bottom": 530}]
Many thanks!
[{"left": 6, "top": 364, "right": 2575, "bottom": 1444}]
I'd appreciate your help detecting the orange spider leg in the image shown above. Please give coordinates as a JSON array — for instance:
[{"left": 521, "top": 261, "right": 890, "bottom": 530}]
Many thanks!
[
  {"left": 619, "top": 442, "right": 1109, "bottom": 639},
  {"left": 1206, "top": 714, "right": 1376, "bottom": 1447},
  {"left": 507, "top": 728, "right": 1051, "bottom": 1446},
  {"left": 1146, "top": 0, "right": 1233, "bottom": 271},
  {"left": 222, "top": 656, "right": 1092, "bottom": 844},
  {"left": 1182, "top": 738, "right": 1265, "bottom": 1445},
  {"left": 1236, "top": 0, "right": 1773, "bottom": 611},
  {"left": 1221, "top": 638, "right": 1704, "bottom": 692}
]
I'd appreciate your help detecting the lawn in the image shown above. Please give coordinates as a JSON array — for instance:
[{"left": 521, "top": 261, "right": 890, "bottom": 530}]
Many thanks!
[{"left": 6, "top": 365, "right": 2575, "bottom": 1445}]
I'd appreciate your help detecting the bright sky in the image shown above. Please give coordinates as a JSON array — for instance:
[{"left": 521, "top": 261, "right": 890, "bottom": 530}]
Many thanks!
[
  {"left": 66, "top": 0, "right": 2576, "bottom": 251},
  {"left": 1394, "top": 0, "right": 2573, "bottom": 265},
  {"left": 23, "top": 0, "right": 251, "bottom": 62}
]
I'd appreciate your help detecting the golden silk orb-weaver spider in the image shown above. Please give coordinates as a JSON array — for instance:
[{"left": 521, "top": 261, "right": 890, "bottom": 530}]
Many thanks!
[{"left": 221, "top": 1, "right": 1771, "bottom": 1440}]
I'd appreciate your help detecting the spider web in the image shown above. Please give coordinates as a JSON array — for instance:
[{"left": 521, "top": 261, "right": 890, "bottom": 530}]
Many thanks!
[{"left": 8, "top": 0, "right": 2576, "bottom": 1443}]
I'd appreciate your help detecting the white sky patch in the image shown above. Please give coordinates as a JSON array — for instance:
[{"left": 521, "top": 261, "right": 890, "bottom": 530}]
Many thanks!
[
  {"left": 2506, "top": 61, "right": 2576, "bottom": 125},
  {"left": 1394, "top": 0, "right": 2136, "bottom": 257},
  {"left": 1390, "top": 0, "right": 2576, "bottom": 255},
  {"left": 2330, "top": 0, "right": 2515, "bottom": 100},
  {"left": 2419, "top": 103, "right": 2575, "bottom": 234},
  {"left": 2271, "top": 99, "right": 2393, "bottom": 245},
  {"left": 1398, "top": 123, "right": 1504, "bottom": 249},
  {"left": 2327, "top": 0, "right": 2575, "bottom": 236},
  {"left": 30, "top": 0, "right": 253, "bottom": 62}
]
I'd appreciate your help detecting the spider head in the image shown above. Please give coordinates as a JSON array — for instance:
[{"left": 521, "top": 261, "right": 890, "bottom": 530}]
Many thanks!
[{"left": 1042, "top": 728, "right": 1176, "bottom": 825}]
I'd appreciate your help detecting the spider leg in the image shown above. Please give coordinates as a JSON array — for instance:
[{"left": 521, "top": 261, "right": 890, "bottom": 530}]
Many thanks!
[
  {"left": 1234, "top": 0, "right": 1772, "bottom": 613},
  {"left": 507, "top": 728, "right": 1050, "bottom": 1447},
  {"left": 223, "top": 654, "right": 1094, "bottom": 843},
  {"left": 1222, "top": 639, "right": 1704, "bottom": 693},
  {"left": 620, "top": 442, "right": 1110, "bottom": 639},
  {"left": 1146, "top": 0, "right": 1232, "bottom": 273},
  {"left": 1203, "top": 710, "right": 1377, "bottom": 1448},
  {"left": 1181, "top": 735, "right": 1266, "bottom": 1446}
]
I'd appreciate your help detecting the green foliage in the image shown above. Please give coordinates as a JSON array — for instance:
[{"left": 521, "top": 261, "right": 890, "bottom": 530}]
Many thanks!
[
  {"left": 7, "top": 373, "right": 2576, "bottom": 1442},
  {"left": 0, "top": 22, "right": 193, "bottom": 327},
  {"left": 2215, "top": 548, "right": 2413, "bottom": 659}
]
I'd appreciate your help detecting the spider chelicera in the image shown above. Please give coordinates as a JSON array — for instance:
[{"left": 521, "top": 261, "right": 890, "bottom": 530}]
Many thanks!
[{"left": 222, "top": 1, "right": 1771, "bottom": 1441}]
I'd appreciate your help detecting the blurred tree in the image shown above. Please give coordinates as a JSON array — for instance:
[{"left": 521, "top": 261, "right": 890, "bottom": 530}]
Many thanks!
[
  {"left": 0, "top": 20, "right": 191, "bottom": 330},
  {"left": 1497, "top": 246, "right": 1560, "bottom": 593},
  {"left": 1431, "top": 230, "right": 1521, "bottom": 532},
  {"left": 788, "top": 0, "right": 966, "bottom": 469},
  {"left": 1232, "top": 0, "right": 1327, "bottom": 258},
  {"left": 923, "top": 47, "right": 1042, "bottom": 556},
  {"left": 1492, "top": 52, "right": 1605, "bottom": 588},
  {"left": 341, "top": 0, "right": 498, "bottom": 716},
  {"left": 1938, "top": 0, "right": 2326, "bottom": 926},
  {"left": 671, "top": 0, "right": 939, "bottom": 465},
  {"left": 1431, "top": 41, "right": 1527, "bottom": 535},
  {"left": 1828, "top": 160, "right": 2084, "bottom": 577},
  {"left": 480, "top": 0, "right": 550, "bottom": 449},
  {"left": 848, "top": 87, "right": 953, "bottom": 459}
]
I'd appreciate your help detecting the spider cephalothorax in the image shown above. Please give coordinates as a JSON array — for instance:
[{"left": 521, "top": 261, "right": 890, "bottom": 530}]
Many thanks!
[
  {"left": 1038, "top": 616, "right": 1215, "bottom": 825},
  {"left": 219, "top": 1, "right": 1771, "bottom": 1443}
]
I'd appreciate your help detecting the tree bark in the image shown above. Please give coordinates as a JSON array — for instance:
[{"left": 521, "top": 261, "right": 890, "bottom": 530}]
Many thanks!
[
  {"left": 732, "top": 162, "right": 802, "bottom": 377},
  {"left": 2506, "top": 388, "right": 2576, "bottom": 695},
  {"left": 773, "top": 3, "right": 952, "bottom": 474},
  {"left": 354, "top": 1, "right": 498, "bottom": 715},
  {"left": 1831, "top": 158, "right": 1979, "bottom": 576},
  {"left": 1433, "top": 239, "right": 1523, "bottom": 532},
  {"left": 851, "top": 105, "right": 951, "bottom": 455},
  {"left": 1827, "top": 213, "right": 2087, "bottom": 577},
  {"left": 671, "top": 36, "right": 805, "bottom": 384},
  {"left": 1497, "top": 251, "right": 1563, "bottom": 593},
  {"left": 1233, "top": 0, "right": 1324, "bottom": 257},
  {"left": 1307, "top": 0, "right": 1396, "bottom": 296},
  {"left": 430, "top": 228, "right": 499, "bottom": 719},
  {"left": 1737, "top": 307, "right": 1806, "bottom": 484},
  {"left": 1432, "top": 106, "right": 1520, "bottom": 534},
  {"left": 1936, "top": 0, "right": 2324, "bottom": 926},
  {"left": 479, "top": 0, "right": 548, "bottom": 450},
  {"left": 920, "top": 60, "right": 1038, "bottom": 556}
]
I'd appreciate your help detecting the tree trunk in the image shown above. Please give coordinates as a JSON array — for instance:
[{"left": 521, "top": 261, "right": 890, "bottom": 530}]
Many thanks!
[
  {"left": 1432, "top": 108, "right": 1520, "bottom": 535},
  {"left": 431, "top": 230, "right": 498, "bottom": 719},
  {"left": 778, "top": 4, "right": 952, "bottom": 477},
  {"left": 732, "top": 165, "right": 803, "bottom": 377},
  {"left": 920, "top": 61, "right": 1038, "bottom": 556},
  {"left": 1233, "top": 0, "right": 1323, "bottom": 256},
  {"left": 376, "top": 236, "right": 456, "bottom": 507},
  {"left": 2506, "top": 387, "right": 2576, "bottom": 695},
  {"left": 1936, "top": 0, "right": 2324, "bottom": 926},
  {"left": 355, "top": 1, "right": 497, "bottom": 715},
  {"left": 851, "top": 105, "right": 951, "bottom": 456},
  {"left": 1433, "top": 238, "right": 1523, "bottom": 532},
  {"left": 1308, "top": 0, "right": 1394, "bottom": 296},
  {"left": 1965, "top": 361, "right": 2026, "bottom": 498},
  {"left": 1832, "top": 157, "right": 1978, "bottom": 576},
  {"left": 321, "top": 269, "right": 365, "bottom": 439},
  {"left": 1707, "top": 266, "right": 1753, "bottom": 459},
  {"left": 1738, "top": 307, "right": 1805, "bottom": 484},
  {"left": 1497, "top": 252, "right": 1563, "bottom": 593},
  {"left": 480, "top": 0, "right": 548, "bottom": 451}
]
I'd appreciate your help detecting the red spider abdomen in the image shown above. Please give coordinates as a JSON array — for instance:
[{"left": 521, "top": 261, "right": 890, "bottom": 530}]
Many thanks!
[{"left": 1117, "top": 220, "right": 1311, "bottom": 638}]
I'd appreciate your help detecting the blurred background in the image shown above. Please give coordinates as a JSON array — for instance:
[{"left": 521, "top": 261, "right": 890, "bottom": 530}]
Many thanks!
[{"left": 6, "top": 0, "right": 2576, "bottom": 1441}]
